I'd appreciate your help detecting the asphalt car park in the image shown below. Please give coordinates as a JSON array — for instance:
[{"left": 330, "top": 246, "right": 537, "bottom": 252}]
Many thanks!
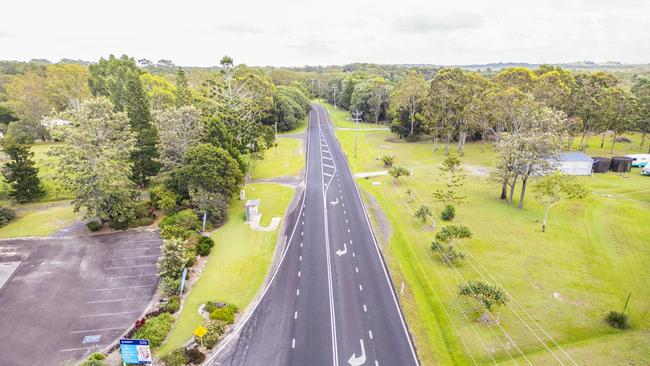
[{"left": 0, "top": 229, "right": 161, "bottom": 366}]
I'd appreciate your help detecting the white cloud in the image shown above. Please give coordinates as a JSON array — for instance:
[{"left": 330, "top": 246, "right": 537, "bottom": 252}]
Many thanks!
[{"left": 0, "top": 0, "right": 648, "bottom": 66}]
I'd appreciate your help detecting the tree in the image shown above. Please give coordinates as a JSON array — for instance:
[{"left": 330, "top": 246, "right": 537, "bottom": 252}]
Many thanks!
[
  {"left": 50, "top": 98, "right": 135, "bottom": 222},
  {"left": 632, "top": 78, "right": 650, "bottom": 152},
  {"left": 569, "top": 72, "right": 618, "bottom": 151},
  {"left": 533, "top": 171, "right": 587, "bottom": 232},
  {"left": 432, "top": 155, "right": 466, "bottom": 208},
  {"left": 431, "top": 224, "right": 471, "bottom": 265},
  {"left": 175, "top": 68, "right": 192, "bottom": 106},
  {"left": 141, "top": 73, "right": 177, "bottom": 110},
  {"left": 45, "top": 63, "right": 91, "bottom": 111},
  {"left": 414, "top": 205, "right": 433, "bottom": 226},
  {"left": 5, "top": 72, "right": 52, "bottom": 141},
  {"left": 458, "top": 281, "right": 509, "bottom": 323},
  {"left": 88, "top": 54, "right": 140, "bottom": 111},
  {"left": 126, "top": 71, "right": 161, "bottom": 186},
  {"left": 389, "top": 71, "right": 427, "bottom": 139},
  {"left": 157, "top": 237, "right": 187, "bottom": 279},
  {"left": 202, "top": 56, "right": 276, "bottom": 156},
  {"left": 388, "top": 165, "right": 410, "bottom": 184},
  {"left": 190, "top": 186, "right": 228, "bottom": 232},
  {"left": 152, "top": 106, "right": 202, "bottom": 170},
  {"left": 170, "top": 143, "right": 244, "bottom": 201},
  {"left": 1, "top": 143, "right": 45, "bottom": 202}
]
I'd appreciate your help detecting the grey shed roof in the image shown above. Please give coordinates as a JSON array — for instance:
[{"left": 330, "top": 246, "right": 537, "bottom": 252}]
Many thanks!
[
  {"left": 246, "top": 199, "right": 260, "bottom": 207},
  {"left": 557, "top": 152, "right": 594, "bottom": 162}
]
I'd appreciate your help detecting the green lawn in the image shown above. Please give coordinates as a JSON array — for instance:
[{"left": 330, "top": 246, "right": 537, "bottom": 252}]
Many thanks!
[
  {"left": 158, "top": 182, "right": 295, "bottom": 355},
  {"left": 0, "top": 142, "right": 71, "bottom": 203},
  {"left": 250, "top": 138, "right": 304, "bottom": 180},
  {"left": 0, "top": 201, "right": 79, "bottom": 238},
  {"left": 326, "top": 103, "right": 650, "bottom": 365}
]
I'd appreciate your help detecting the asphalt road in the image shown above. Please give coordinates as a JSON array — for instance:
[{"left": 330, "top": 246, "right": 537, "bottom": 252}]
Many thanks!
[
  {"left": 0, "top": 230, "right": 161, "bottom": 366},
  {"left": 211, "top": 105, "right": 419, "bottom": 366}
]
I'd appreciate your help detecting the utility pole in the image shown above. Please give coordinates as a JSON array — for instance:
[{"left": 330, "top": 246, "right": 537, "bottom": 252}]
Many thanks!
[
  {"left": 274, "top": 120, "right": 278, "bottom": 154},
  {"left": 352, "top": 110, "right": 363, "bottom": 159},
  {"left": 331, "top": 84, "right": 339, "bottom": 109}
]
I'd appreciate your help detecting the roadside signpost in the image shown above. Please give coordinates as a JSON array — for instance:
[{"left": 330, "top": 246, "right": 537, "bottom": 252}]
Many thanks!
[
  {"left": 179, "top": 267, "right": 188, "bottom": 294},
  {"left": 119, "top": 339, "right": 152, "bottom": 365}
]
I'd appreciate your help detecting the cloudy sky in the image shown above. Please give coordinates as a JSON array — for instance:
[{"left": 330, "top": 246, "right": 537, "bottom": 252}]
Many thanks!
[{"left": 1, "top": 0, "right": 649, "bottom": 66}]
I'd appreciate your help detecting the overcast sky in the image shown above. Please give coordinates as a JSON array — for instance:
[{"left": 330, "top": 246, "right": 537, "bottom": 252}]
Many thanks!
[{"left": 1, "top": 0, "right": 649, "bottom": 67}]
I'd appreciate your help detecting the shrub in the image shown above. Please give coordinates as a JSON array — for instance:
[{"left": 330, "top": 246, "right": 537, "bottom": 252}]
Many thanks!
[
  {"left": 441, "top": 204, "right": 455, "bottom": 221},
  {"left": 204, "top": 301, "right": 225, "bottom": 314},
  {"left": 80, "top": 353, "right": 106, "bottom": 366},
  {"left": 132, "top": 313, "right": 174, "bottom": 348},
  {"left": 196, "top": 236, "right": 215, "bottom": 256},
  {"left": 605, "top": 311, "right": 629, "bottom": 329},
  {"left": 202, "top": 320, "right": 228, "bottom": 349},
  {"left": 150, "top": 186, "right": 179, "bottom": 214},
  {"left": 163, "top": 295, "right": 180, "bottom": 313},
  {"left": 381, "top": 154, "right": 395, "bottom": 168},
  {"left": 86, "top": 221, "right": 102, "bottom": 231},
  {"left": 161, "top": 347, "right": 188, "bottom": 366},
  {"left": 0, "top": 207, "right": 16, "bottom": 227},
  {"left": 431, "top": 241, "right": 465, "bottom": 265},
  {"left": 160, "top": 209, "right": 201, "bottom": 231},
  {"left": 209, "top": 303, "right": 238, "bottom": 324},
  {"left": 185, "top": 347, "right": 206, "bottom": 364},
  {"left": 161, "top": 277, "right": 181, "bottom": 298}
]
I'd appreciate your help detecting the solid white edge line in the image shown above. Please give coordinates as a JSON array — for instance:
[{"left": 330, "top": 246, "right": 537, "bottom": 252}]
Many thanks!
[
  {"left": 319, "top": 104, "right": 421, "bottom": 365},
  {"left": 203, "top": 106, "right": 313, "bottom": 365}
]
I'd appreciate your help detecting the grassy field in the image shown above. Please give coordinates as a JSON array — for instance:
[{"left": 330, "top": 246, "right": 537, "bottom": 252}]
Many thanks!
[
  {"left": 322, "top": 102, "right": 650, "bottom": 365},
  {"left": 158, "top": 182, "right": 295, "bottom": 355},
  {"left": 250, "top": 137, "right": 304, "bottom": 179},
  {"left": 0, "top": 201, "right": 79, "bottom": 238}
]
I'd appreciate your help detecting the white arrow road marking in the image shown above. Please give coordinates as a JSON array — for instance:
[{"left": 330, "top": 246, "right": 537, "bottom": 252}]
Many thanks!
[
  {"left": 330, "top": 198, "right": 339, "bottom": 205},
  {"left": 347, "top": 339, "right": 366, "bottom": 366},
  {"left": 336, "top": 243, "right": 347, "bottom": 256}
]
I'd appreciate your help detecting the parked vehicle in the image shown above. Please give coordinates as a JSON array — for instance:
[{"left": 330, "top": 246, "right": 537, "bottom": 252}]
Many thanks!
[
  {"left": 625, "top": 154, "right": 650, "bottom": 167},
  {"left": 642, "top": 165, "right": 650, "bottom": 176}
]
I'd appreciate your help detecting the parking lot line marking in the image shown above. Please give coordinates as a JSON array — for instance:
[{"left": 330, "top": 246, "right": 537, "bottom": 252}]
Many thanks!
[
  {"left": 93, "top": 284, "right": 157, "bottom": 291},
  {"left": 79, "top": 311, "right": 141, "bottom": 318},
  {"left": 110, "top": 273, "right": 158, "bottom": 279},
  {"left": 112, "top": 255, "right": 159, "bottom": 260},
  {"left": 86, "top": 298, "right": 126, "bottom": 304},
  {"left": 104, "top": 264, "right": 156, "bottom": 270},
  {"left": 70, "top": 327, "right": 126, "bottom": 334},
  {"left": 59, "top": 345, "right": 106, "bottom": 352}
]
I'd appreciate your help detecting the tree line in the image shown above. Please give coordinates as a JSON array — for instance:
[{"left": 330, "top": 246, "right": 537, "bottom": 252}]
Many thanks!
[{"left": 0, "top": 55, "right": 312, "bottom": 230}]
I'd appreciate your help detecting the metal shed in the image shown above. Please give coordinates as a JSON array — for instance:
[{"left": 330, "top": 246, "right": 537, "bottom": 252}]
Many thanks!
[
  {"left": 554, "top": 152, "right": 594, "bottom": 176},
  {"left": 610, "top": 157, "right": 633, "bottom": 173},
  {"left": 591, "top": 157, "right": 611, "bottom": 173}
]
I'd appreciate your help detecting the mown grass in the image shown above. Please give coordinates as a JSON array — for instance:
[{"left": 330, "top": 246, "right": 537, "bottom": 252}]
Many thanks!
[
  {"left": 250, "top": 138, "right": 304, "bottom": 180},
  {"left": 157, "top": 182, "right": 295, "bottom": 355},
  {"left": 0, "top": 201, "right": 79, "bottom": 238},
  {"left": 322, "top": 102, "right": 650, "bottom": 365}
]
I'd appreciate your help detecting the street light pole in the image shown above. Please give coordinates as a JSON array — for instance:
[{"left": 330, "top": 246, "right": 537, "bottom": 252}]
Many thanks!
[{"left": 352, "top": 110, "right": 363, "bottom": 159}]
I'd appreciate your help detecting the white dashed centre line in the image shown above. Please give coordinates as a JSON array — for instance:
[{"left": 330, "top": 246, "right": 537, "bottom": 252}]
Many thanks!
[
  {"left": 369, "top": 330, "right": 374, "bottom": 339},
  {"left": 352, "top": 252, "right": 356, "bottom": 258},
  {"left": 296, "top": 289, "right": 300, "bottom": 296},
  {"left": 363, "top": 304, "right": 367, "bottom": 312},
  {"left": 359, "top": 284, "right": 363, "bottom": 292},
  {"left": 292, "top": 338, "right": 296, "bottom": 349},
  {"left": 299, "top": 256, "right": 302, "bottom": 261},
  {"left": 355, "top": 267, "right": 359, "bottom": 273},
  {"left": 298, "top": 271, "right": 301, "bottom": 277},
  {"left": 294, "top": 311, "right": 298, "bottom": 319}
]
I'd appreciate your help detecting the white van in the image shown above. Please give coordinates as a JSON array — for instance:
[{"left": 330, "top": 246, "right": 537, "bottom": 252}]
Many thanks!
[{"left": 625, "top": 154, "right": 650, "bottom": 167}]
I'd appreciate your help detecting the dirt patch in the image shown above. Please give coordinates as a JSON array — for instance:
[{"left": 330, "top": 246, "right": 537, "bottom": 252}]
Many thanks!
[
  {"left": 361, "top": 190, "right": 392, "bottom": 248},
  {"left": 465, "top": 164, "right": 490, "bottom": 177}
]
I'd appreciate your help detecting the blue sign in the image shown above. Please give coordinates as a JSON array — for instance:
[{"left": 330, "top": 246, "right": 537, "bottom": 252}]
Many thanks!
[
  {"left": 120, "top": 339, "right": 152, "bottom": 365},
  {"left": 179, "top": 267, "right": 188, "bottom": 294}
]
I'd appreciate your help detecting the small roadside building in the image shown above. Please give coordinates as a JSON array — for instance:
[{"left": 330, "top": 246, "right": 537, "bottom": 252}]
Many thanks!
[{"left": 553, "top": 152, "right": 594, "bottom": 176}]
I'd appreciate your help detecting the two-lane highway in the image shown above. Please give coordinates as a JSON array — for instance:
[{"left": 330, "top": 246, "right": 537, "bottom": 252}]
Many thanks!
[{"left": 210, "top": 105, "right": 418, "bottom": 366}]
